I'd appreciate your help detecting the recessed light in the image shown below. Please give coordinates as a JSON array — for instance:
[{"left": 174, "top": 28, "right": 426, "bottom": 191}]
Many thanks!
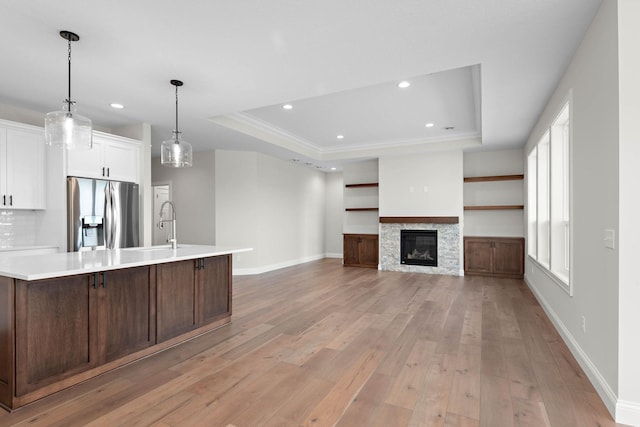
[
  {"left": 398, "top": 81, "right": 410, "bottom": 89},
  {"left": 110, "top": 103, "right": 125, "bottom": 109},
  {"left": 336, "top": 135, "right": 344, "bottom": 140},
  {"left": 282, "top": 104, "right": 293, "bottom": 110},
  {"left": 331, "top": 167, "right": 337, "bottom": 171},
  {"left": 425, "top": 123, "right": 434, "bottom": 128}
]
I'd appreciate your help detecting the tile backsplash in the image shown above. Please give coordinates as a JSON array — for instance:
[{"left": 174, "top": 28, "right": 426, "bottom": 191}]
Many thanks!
[{"left": 0, "top": 210, "right": 37, "bottom": 248}]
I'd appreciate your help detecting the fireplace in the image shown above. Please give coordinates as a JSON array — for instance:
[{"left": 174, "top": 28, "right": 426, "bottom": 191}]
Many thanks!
[{"left": 400, "top": 230, "right": 437, "bottom": 267}]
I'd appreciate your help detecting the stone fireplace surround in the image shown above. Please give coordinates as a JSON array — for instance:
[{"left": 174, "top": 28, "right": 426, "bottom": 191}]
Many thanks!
[{"left": 379, "top": 216, "right": 460, "bottom": 276}]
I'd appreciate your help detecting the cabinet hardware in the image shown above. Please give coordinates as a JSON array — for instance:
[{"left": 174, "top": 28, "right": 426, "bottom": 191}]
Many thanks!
[
  {"left": 102, "top": 272, "right": 106, "bottom": 288},
  {"left": 200, "top": 258, "right": 205, "bottom": 270},
  {"left": 93, "top": 272, "right": 98, "bottom": 289},
  {"left": 2, "top": 195, "right": 5, "bottom": 205},
  {"left": 9, "top": 195, "right": 12, "bottom": 206},
  {"left": 107, "top": 167, "right": 110, "bottom": 177}
]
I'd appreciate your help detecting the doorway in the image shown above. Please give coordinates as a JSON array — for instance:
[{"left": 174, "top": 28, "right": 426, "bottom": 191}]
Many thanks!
[{"left": 152, "top": 184, "right": 171, "bottom": 245}]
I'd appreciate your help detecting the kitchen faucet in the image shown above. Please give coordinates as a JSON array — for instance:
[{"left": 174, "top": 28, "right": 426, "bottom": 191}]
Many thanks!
[{"left": 158, "top": 200, "right": 178, "bottom": 249}]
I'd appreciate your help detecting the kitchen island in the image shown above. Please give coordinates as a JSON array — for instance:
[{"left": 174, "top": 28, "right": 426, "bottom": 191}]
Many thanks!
[{"left": 0, "top": 245, "right": 251, "bottom": 411}]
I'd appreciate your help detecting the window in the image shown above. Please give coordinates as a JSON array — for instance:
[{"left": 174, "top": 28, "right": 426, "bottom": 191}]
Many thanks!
[{"left": 528, "top": 98, "right": 571, "bottom": 292}]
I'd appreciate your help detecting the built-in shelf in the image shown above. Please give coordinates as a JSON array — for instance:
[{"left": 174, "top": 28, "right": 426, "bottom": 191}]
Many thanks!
[
  {"left": 345, "top": 182, "right": 379, "bottom": 188},
  {"left": 464, "top": 205, "right": 524, "bottom": 211},
  {"left": 345, "top": 182, "right": 379, "bottom": 212},
  {"left": 463, "top": 174, "right": 524, "bottom": 183},
  {"left": 463, "top": 174, "right": 524, "bottom": 211}
]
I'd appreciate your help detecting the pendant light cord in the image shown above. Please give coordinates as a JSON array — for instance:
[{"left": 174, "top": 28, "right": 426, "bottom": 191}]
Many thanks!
[
  {"left": 175, "top": 84, "right": 179, "bottom": 140},
  {"left": 67, "top": 37, "right": 72, "bottom": 111}
]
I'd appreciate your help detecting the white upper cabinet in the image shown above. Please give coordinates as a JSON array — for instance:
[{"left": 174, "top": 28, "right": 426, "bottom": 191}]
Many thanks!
[
  {"left": 0, "top": 120, "right": 45, "bottom": 210},
  {"left": 67, "top": 131, "right": 140, "bottom": 183}
]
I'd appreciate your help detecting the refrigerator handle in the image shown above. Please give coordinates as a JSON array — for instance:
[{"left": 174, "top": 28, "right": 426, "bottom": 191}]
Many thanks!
[{"left": 105, "top": 183, "right": 113, "bottom": 249}]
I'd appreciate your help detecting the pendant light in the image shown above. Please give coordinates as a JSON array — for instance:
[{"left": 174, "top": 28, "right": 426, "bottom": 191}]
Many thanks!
[
  {"left": 161, "top": 80, "right": 193, "bottom": 167},
  {"left": 44, "top": 30, "right": 93, "bottom": 150}
]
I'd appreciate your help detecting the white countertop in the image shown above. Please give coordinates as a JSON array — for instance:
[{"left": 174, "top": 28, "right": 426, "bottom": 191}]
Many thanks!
[
  {"left": 0, "top": 245, "right": 252, "bottom": 281},
  {"left": 0, "top": 245, "right": 58, "bottom": 253}
]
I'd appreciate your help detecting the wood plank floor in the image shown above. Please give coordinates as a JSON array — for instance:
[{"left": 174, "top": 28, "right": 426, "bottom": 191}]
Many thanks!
[{"left": 0, "top": 259, "right": 626, "bottom": 427}]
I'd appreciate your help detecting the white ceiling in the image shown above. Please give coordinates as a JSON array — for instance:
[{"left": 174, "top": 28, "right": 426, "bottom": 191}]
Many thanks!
[{"left": 0, "top": 1, "right": 601, "bottom": 170}]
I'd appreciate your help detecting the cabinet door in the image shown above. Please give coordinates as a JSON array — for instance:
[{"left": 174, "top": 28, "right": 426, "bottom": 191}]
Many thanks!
[
  {"left": 157, "top": 260, "right": 197, "bottom": 342},
  {"left": 103, "top": 139, "right": 139, "bottom": 183},
  {"left": 358, "top": 235, "right": 379, "bottom": 268},
  {"left": 493, "top": 238, "right": 524, "bottom": 278},
  {"left": 67, "top": 138, "right": 105, "bottom": 179},
  {"left": 199, "top": 256, "right": 231, "bottom": 325},
  {"left": 15, "top": 275, "right": 97, "bottom": 396},
  {"left": 343, "top": 235, "right": 361, "bottom": 266},
  {"left": 464, "top": 238, "right": 493, "bottom": 275},
  {"left": 4, "top": 127, "right": 45, "bottom": 209},
  {"left": 99, "top": 267, "right": 156, "bottom": 363}
]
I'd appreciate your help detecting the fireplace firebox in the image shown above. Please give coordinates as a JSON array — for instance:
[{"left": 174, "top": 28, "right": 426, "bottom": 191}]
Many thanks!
[{"left": 400, "top": 230, "right": 437, "bottom": 267}]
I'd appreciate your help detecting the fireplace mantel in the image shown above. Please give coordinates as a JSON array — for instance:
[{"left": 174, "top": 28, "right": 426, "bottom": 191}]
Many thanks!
[{"left": 379, "top": 216, "right": 458, "bottom": 224}]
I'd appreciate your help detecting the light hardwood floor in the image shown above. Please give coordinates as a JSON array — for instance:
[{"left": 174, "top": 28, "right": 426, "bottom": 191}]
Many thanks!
[{"left": 0, "top": 259, "right": 626, "bottom": 426}]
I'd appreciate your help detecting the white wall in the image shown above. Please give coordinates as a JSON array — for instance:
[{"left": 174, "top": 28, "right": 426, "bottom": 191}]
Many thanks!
[
  {"left": 324, "top": 172, "right": 343, "bottom": 257},
  {"left": 215, "top": 150, "right": 327, "bottom": 274},
  {"left": 151, "top": 151, "right": 216, "bottom": 245},
  {"left": 616, "top": 0, "right": 640, "bottom": 422},
  {"left": 523, "top": 0, "right": 625, "bottom": 420},
  {"left": 379, "top": 151, "right": 463, "bottom": 217},
  {"left": 463, "top": 148, "right": 524, "bottom": 237}
]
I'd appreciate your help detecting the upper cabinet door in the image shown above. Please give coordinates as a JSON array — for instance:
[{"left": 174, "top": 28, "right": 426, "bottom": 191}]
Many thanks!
[
  {"left": 0, "top": 123, "right": 45, "bottom": 210},
  {"left": 67, "top": 137, "right": 105, "bottom": 180},
  {"left": 67, "top": 132, "right": 140, "bottom": 183},
  {"left": 102, "top": 137, "right": 139, "bottom": 183}
]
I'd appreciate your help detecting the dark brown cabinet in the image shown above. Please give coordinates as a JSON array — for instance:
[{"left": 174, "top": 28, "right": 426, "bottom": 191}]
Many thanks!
[
  {"left": 156, "top": 260, "right": 198, "bottom": 342},
  {"left": 464, "top": 236, "right": 524, "bottom": 279},
  {"left": 199, "top": 255, "right": 232, "bottom": 325},
  {"left": 14, "top": 266, "right": 156, "bottom": 396},
  {"left": 15, "top": 274, "right": 97, "bottom": 396},
  {"left": 1, "top": 254, "right": 233, "bottom": 410},
  {"left": 157, "top": 255, "right": 232, "bottom": 342},
  {"left": 99, "top": 267, "right": 156, "bottom": 363},
  {"left": 343, "top": 234, "right": 379, "bottom": 268}
]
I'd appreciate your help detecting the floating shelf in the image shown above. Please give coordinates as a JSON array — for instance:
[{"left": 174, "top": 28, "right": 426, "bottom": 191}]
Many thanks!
[
  {"left": 463, "top": 174, "right": 524, "bottom": 183},
  {"left": 345, "top": 183, "right": 379, "bottom": 188},
  {"left": 464, "top": 205, "right": 524, "bottom": 211},
  {"left": 345, "top": 207, "right": 379, "bottom": 212}
]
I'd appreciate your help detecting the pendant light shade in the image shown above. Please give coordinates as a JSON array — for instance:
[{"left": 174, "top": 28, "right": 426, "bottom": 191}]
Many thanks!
[
  {"left": 161, "top": 80, "right": 192, "bottom": 167},
  {"left": 45, "top": 30, "right": 92, "bottom": 150}
]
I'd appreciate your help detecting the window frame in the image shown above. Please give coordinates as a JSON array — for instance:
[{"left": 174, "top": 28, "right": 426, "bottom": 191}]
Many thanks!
[{"left": 527, "top": 92, "right": 573, "bottom": 296}]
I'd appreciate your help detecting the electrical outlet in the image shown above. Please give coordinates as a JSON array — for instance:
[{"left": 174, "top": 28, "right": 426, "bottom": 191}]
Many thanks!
[{"left": 581, "top": 316, "right": 586, "bottom": 333}]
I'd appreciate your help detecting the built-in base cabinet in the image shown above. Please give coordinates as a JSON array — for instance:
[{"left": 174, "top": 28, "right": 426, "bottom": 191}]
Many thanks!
[
  {"left": 14, "top": 266, "right": 155, "bottom": 397},
  {"left": 0, "top": 255, "right": 231, "bottom": 411},
  {"left": 157, "top": 256, "right": 232, "bottom": 342},
  {"left": 343, "top": 234, "right": 379, "bottom": 268},
  {"left": 464, "top": 236, "right": 524, "bottom": 279}
]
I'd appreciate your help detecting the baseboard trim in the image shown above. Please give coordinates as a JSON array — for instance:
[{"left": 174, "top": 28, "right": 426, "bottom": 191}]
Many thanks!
[
  {"left": 524, "top": 276, "right": 619, "bottom": 420},
  {"left": 232, "top": 254, "right": 327, "bottom": 275},
  {"left": 324, "top": 252, "right": 343, "bottom": 259},
  {"left": 616, "top": 400, "right": 640, "bottom": 426}
]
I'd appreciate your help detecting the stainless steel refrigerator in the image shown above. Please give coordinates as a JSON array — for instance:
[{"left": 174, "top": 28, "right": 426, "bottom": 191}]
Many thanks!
[{"left": 67, "top": 177, "right": 139, "bottom": 251}]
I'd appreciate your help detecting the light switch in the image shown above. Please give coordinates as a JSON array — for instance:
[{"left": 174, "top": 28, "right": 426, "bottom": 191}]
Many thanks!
[
  {"left": 604, "top": 229, "right": 615, "bottom": 249},
  {"left": 423, "top": 186, "right": 429, "bottom": 193}
]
